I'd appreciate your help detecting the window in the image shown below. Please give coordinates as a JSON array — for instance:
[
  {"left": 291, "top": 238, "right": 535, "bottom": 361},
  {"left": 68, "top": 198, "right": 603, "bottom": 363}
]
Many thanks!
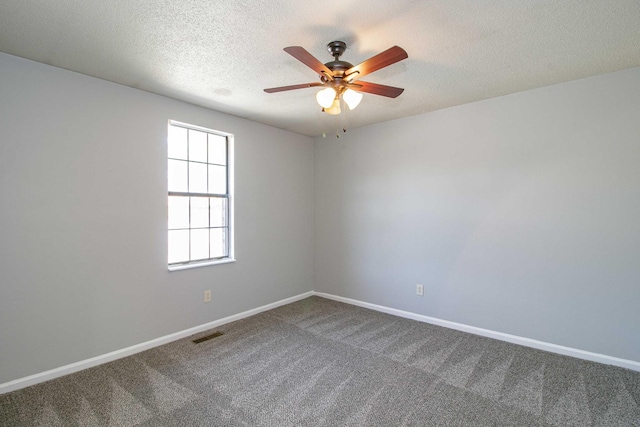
[{"left": 167, "top": 121, "right": 234, "bottom": 269}]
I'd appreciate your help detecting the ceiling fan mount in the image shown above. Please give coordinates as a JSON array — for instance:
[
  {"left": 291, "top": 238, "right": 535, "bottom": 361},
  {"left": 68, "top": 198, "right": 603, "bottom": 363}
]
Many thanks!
[
  {"left": 264, "top": 40, "right": 408, "bottom": 114},
  {"left": 327, "top": 40, "right": 347, "bottom": 59}
]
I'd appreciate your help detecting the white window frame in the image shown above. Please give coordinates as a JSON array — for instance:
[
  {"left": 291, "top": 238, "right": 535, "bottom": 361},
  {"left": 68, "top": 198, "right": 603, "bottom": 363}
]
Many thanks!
[{"left": 167, "top": 120, "right": 235, "bottom": 271}]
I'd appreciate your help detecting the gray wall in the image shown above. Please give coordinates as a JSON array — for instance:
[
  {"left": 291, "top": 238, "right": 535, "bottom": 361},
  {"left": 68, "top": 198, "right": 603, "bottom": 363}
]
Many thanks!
[
  {"left": 0, "top": 53, "right": 314, "bottom": 384},
  {"left": 314, "top": 67, "right": 640, "bottom": 362}
]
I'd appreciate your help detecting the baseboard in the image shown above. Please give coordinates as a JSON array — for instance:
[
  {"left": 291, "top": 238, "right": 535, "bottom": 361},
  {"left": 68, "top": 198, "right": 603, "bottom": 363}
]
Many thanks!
[
  {"left": 312, "top": 291, "right": 640, "bottom": 372},
  {"left": 3, "top": 289, "right": 637, "bottom": 394},
  {"left": 0, "top": 291, "right": 314, "bottom": 395}
]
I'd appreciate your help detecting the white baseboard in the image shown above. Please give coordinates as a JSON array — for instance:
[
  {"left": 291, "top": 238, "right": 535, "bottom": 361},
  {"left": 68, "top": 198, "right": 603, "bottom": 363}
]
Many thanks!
[
  {"left": 0, "top": 291, "right": 314, "bottom": 395},
  {"left": 313, "top": 292, "right": 640, "bottom": 372},
  {"left": 3, "top": 289, "right": 638, "bottom": 395}
]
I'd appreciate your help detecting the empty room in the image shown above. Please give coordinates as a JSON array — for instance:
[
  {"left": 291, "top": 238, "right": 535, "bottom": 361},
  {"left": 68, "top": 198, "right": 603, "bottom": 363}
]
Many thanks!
[{"left": 1, "top": 1, "right": 639, "bottom": 425}]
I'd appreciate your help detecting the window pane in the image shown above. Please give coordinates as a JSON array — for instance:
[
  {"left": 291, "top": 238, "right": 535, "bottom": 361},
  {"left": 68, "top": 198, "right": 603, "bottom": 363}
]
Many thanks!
[
  {"left": 188, "top": 129, "right": 208, "bottom": 163},
  {"left": 191, "top": 229, "right": 209, "bottom": 260},
  {"left": 210, "top": 227, "right": 228, "bottom": 258},
  {"left": 210, "top": 198, "right": 227, "bottom": 227},
  {"left": 208, "top": 165, "right": 227, "bottom": 194},
  {"left": 189, "top": 162, "right": 207, "bottom": 193},
  {"left": 168, "top": 230, "right": 189, "bottom": 264},
  {"left": 168, "top": 159, "right": 188, "bottom": 192},
  {"left": 208, "top": 134, "right": 226, "bottom": 165},
  {"left": 168, "top": 126, "right": 188, "bottom": 160},
  {"left": 190, "top": 197, "right": 209, "bottom": 228},
  {"left": 168, "top": 196, "right": 189, "bottom": 230}
]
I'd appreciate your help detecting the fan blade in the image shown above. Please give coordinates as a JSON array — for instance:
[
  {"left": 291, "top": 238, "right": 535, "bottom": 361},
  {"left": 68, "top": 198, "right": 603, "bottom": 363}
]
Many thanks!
[
  {"left": 345, "top": 46, "right": 408, "bottom": 80},
  {"left": 284, "top": 46, "right": 334, "bottom": 79},
  {"left": 348, "top": 81, "right": 404, "bottom": 98},
  {"left": 264, "top": 82, "right": 323, "bottom": 93}
]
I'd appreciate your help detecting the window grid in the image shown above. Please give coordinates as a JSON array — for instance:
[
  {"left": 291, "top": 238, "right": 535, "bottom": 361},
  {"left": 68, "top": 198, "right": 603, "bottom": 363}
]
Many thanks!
[{"left": 168, "top": 123, "right": 230, "bottom": 266}]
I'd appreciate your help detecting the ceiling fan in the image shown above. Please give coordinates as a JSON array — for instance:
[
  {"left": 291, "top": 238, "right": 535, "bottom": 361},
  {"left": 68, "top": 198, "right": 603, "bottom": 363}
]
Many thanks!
[{"left": 264, "top": 41, "right": 408, "bottom": 115}]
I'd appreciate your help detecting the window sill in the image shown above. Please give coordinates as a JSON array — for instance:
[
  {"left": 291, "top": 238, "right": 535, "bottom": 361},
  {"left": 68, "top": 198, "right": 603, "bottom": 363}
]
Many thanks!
[{"left": 168, "top": 258, "right": 236, "bottom": 272}]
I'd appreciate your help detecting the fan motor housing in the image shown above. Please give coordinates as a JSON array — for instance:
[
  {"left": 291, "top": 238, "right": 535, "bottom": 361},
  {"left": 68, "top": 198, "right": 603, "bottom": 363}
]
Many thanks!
[{"left": 324, "top": 60, "right": 353, "bottom": 73}]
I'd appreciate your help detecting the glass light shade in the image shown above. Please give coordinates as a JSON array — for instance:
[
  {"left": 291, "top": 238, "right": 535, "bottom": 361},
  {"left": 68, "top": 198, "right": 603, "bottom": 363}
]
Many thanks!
[
  {"left": 316, "top": 87, "right": 337, "bottom": 108},
  {"left": 324, "top": 98, "right": 341, "bottom": 115},
  {"left": 343, "top": 89, "right": 363, "bottom": 110}
]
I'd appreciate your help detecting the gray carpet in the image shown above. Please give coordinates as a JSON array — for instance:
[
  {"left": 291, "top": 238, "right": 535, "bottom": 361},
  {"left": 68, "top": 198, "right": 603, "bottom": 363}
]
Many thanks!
[{"left": 1, "top": 296, "right": 639, "bottom": 426}]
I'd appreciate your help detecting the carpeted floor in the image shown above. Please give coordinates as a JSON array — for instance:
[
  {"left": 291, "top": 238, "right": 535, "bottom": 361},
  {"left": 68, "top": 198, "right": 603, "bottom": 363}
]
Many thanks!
[{"left": 1, "top": 296, "right": 639, "bottom": 426}]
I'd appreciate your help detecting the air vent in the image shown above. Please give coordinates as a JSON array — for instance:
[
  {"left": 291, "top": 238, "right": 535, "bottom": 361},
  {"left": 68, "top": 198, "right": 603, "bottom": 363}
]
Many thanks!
[{"left": 192, "top": 331, "right": 224, "bottom": 344}]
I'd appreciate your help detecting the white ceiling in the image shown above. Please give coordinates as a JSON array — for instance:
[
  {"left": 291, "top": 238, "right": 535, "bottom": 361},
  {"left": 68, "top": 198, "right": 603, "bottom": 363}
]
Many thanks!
[{"left": 1, "top": 1, "right": 639, "bottom": 137}]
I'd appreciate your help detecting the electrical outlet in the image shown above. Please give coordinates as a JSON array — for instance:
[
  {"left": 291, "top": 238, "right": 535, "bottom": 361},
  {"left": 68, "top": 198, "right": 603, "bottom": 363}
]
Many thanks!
[
  {"left": 416, "top": 284, "right": 424, "bottom": 296},
  {"left": 204, "top": 290, "right": 212, "bottom": 303}
]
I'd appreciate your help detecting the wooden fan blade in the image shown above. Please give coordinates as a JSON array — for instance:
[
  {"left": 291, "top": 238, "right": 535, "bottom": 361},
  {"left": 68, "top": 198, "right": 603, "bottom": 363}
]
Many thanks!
[
  {"left": 264, "top": 82, "right": 323, "bottom": 93},
  {"left": 284, "top": 46, "right": 334, "bottom": 79},
  {"left": 345, "top": 46, "right": 408, "bottom": 80},
  {"left": 348, "top": 81, "right": 404, "bottom": 98}
]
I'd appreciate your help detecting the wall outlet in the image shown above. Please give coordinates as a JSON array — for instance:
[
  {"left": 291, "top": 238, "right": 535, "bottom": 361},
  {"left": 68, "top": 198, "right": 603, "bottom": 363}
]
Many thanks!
[
  {"left": 204, "top": 290, "right": 212, "bottom": 303},
  {"left": 416, "top": 284, "right": 424, "bottom": 296}
]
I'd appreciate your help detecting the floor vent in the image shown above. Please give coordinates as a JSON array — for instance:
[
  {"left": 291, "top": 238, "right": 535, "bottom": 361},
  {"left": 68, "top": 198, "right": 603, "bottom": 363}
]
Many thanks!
[{"left": 192, "top": 331, "right": 224, "bottom": 344}]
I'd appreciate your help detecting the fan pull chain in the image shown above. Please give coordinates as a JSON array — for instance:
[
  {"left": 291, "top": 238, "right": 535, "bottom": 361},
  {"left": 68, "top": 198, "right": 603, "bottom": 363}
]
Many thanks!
[{"left": 335, "top": 98, "right": 347, "bottom": 138}]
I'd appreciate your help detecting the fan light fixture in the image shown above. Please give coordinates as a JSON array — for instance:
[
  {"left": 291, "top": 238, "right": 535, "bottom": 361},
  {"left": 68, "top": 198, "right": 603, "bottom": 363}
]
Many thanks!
[
  {"left": 323, "top": 98, "right": 341, "bottom": 115},
  {"left": 316, "top": 87, "right": 336, "bottom": 108},
  {"left": 316, "top": 88, "right": 362, "bottom": 115},
  {"left": 342, "top": 89, "right": 363, "bottom": 110}
]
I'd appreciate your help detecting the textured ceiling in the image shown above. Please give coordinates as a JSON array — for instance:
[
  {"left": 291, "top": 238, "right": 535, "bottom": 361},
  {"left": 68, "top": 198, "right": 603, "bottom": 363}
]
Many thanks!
[{"left": 1, "top": 0, "right": 639, "bottom": 137}]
